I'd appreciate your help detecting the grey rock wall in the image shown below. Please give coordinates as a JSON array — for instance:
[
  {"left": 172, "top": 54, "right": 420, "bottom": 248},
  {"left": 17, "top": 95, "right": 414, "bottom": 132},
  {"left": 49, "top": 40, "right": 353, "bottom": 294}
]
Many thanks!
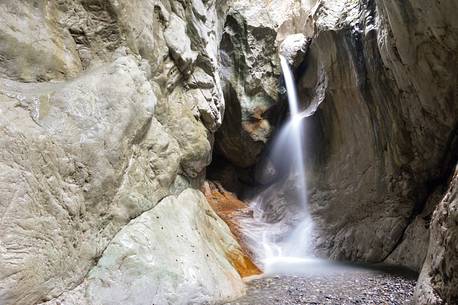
[
  {"left": 414, "top": 165, "right": 458, "bottom": 304},
  {"left": 215, "top": 0, "right": 308, "bottom": 168},
  {"left": 1, "top": 0, "right": 457, "bottom": 304},
  {"left": 0, "top": 0, "right": 247, "bottom": 304},
  {"left": 300, "top": 0, "right": 458, "bottom": 264},
  {"left": 292, "top": 1, "right": 458, "bottom": 302}
]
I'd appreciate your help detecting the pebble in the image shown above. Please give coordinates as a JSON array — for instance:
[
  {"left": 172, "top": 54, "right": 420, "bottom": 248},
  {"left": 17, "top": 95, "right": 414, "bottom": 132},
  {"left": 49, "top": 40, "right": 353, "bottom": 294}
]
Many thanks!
[{"left": 221, "top": 268, "right": 416, "bottom": 305}]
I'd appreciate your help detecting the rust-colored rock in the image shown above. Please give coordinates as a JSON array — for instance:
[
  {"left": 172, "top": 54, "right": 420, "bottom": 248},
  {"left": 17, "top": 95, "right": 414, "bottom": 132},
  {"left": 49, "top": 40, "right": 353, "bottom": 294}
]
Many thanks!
[{"left": 202, "top": 181, "right": 261, "bottom": 277}]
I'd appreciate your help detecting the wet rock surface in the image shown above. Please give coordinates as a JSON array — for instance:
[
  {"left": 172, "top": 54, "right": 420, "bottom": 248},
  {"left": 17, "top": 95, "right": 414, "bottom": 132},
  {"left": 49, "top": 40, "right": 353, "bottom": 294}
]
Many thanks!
[
  {"left": 222, "top": 267, "right": 416, "bottom": 305},
  {"left": 300, "top": 0, "right": 458, "bottom": 264}
]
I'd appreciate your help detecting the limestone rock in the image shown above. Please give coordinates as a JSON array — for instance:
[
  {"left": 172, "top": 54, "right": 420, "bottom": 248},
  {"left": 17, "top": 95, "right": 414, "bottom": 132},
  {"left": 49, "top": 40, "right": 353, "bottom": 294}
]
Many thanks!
[
  {"left": 106, "top": 0, "right": 170, "bottom": 73},
  {"left": 40, "top": 189, "right": 246, "bottom": 305},
  {"left": 0, "top": 1, "right": 82, "bottom": 81},
  {"left": 1, "top": 0, "right": 457, "bottom": 304},
  {"left": 385, "top": 189, "right": 443, "bottom": 272},
  {"left": 414, "top": 166, "right": 458, "bottom": 305},
  {"left": 164, "top": 13, "right": 198, "bottom": 76},
  {"left": 279, "top": 34, "right": 310, "bottom": 68},
  {"left": 154, "top": 85, "right": 213, "bottom": 179},
  {"left": 0, "top": 55, "right": 164, "bottom": 305},
  {"left": 0, "top": 0, "right": 242, "bottom": 304},
  {"left": 202, "top": 181, "right": 262, "bottom": 277},
  {"left": 301, "top": 0, "right": 458, "bottom": 262},
  {"left": 216, "top": 3, "right": 282, "bottom": 168},
  {"left": 214, "top": 0, "right": 321, "bottom": 169}
]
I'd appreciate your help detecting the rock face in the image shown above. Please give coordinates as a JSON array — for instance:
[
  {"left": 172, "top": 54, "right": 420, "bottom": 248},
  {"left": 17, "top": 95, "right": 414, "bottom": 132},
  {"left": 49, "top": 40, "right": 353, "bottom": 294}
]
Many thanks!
[
  {"left": 216, "top": 2, "right": 280, "bottom": 168},
  {"left": 202, "top": 181, "right": 261, "bottom": 277},
  {"left": 279, "top": 34, "right": 310, "bottom": 68},
  {"left": 216, "top": 0, "right": 311, "bottom": 168},
  {"left": 214, "top": 0, "right": 457, "bottom": 301},
  {"left": 0, "top": 54, "right": 161, "bottom": 305},
  {"left": 414, "top": 165, "right": 458, "bottom": 305},
  {"left": 384, "top": 189, "right": 443, "bottom": 273},
  {"left": 0, "top": 0, "right": 247, "bottom": 304},
  {"left": 1, "top": 0, "right": 457, "bottom": 304},
  {"left": 40, "top": 189, "right": 245, "bottom": 305},
  {"left": 299, "top": 0, "right": 458, "bottom": 264}
]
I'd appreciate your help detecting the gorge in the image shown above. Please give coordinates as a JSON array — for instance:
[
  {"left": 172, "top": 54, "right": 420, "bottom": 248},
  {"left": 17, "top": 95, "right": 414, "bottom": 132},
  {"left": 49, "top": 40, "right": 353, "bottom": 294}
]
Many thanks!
[{"left": 0, "top": 0, "right": 457, "bottom": 305}]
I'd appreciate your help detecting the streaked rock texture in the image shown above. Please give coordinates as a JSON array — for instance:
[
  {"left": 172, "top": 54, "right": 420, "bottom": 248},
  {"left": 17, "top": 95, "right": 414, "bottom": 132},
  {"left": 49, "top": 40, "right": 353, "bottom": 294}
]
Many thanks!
[
  {"left": 202, "top": 181, "right": 261, "bottom": 277},
  {"left": 0, "top": 1, "right": 82, "bottom": 81},
  {"left": 414, "top": 165, "right": 458, "bottom": 305},
  {"left": 221, "top": 1, "right": 457, "bottom": 300},
  {"left": 301, "top": 0, "right": 458, "bottom": 264},
  {"left": 216, "top": 2, "right": 280, "bottom": 168},
  {"left": 0, "top": 54, "right": 160, "bottom": 305}
]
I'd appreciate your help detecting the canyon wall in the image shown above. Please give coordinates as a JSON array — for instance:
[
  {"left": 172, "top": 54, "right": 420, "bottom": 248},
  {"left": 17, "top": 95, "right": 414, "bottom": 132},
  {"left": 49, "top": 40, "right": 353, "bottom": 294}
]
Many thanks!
[
  {"left": 215, "top": 0, "right": 309, "bottom": 169},
  {"left": 299, "top": 0, "right": 457, "bottom": 264},
  {"left": 0, "top": 0, "right": 248, "bottom": 304},
  {"left": 292, "top": 0, "right": 457, "bottom": 303},
  {"left": 414, "top": 165, "right": 458, "bottom": 305},
  {"left": 0, "top": 0, "right": 457, "bottom": 304},
  {"left": 213, "top": 0, "right": 457, "bottom": 303}
]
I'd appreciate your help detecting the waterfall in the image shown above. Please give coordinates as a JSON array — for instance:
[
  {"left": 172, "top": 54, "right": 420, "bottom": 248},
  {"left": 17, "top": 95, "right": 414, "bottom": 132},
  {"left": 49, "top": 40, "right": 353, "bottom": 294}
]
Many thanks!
[
  {"left": 240, "top": 55, "right": 318, "bottom": 274},
  {"left": 279, "top": 55, "right": 308, "bottom": 208}
]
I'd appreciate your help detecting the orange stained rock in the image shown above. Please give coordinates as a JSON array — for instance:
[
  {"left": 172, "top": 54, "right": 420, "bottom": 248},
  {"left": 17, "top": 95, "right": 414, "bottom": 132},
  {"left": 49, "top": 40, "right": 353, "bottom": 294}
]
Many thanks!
[
  {"left": 225, "top": 248, "right": 261, "bottom": 278},
  {"left": 202, "top": 181, "right": 261, "bottom": 277}
]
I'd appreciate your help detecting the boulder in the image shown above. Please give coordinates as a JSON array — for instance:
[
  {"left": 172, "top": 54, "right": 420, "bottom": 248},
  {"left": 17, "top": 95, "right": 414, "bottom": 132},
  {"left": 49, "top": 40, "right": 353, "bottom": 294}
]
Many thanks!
[{"left": 40, "top": 189, "right": 246, "bottom": 305}]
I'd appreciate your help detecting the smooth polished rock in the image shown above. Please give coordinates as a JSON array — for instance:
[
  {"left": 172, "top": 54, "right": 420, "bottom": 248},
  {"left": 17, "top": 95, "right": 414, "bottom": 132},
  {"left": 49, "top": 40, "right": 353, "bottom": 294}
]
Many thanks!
[
  {"left": 0, "top": 54, "right": 160, "bottom": 305},
  {"left": 40, "top": 189, "right": 246, "bottom": 305}
]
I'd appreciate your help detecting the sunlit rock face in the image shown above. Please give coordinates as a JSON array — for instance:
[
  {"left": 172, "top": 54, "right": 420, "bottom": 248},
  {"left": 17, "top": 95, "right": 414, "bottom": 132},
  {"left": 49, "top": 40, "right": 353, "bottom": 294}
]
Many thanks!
[
  {"left": 0, "top": 1, "right": 246, "bottom": 304},
  {"left": 0, "top": 54, "right": 163, "bottom": 305},
  {"left": 39, "top": 189, "right": 245, "bottom": 305},
  {"left": 0, "top": 1, "right": 82, "bottom": 81},
  {"left": 299, "top": 0, "right": 458, "bottom": 266},
  {"left": 279, "top": 33, "right": 310, "bottom": 68}
]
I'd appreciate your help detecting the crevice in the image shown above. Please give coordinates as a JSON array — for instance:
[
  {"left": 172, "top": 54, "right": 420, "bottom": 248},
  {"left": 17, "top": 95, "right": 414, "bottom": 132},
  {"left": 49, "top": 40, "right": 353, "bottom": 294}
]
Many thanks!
[{"left": 382, "top": 122, "right": 458, "bottom": 262}]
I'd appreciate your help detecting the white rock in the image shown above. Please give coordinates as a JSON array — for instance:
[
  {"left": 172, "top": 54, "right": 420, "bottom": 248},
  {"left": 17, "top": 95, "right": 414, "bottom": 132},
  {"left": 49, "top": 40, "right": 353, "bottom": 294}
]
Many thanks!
[
  {"left": 279, "top": 33, "right": 310, "bottom": 67},
  {"left": 41, "top": 189, "right": 245, "bottom": 305},
  {"left": 164, "top": 13, "right": 199, "bottom": 75}
]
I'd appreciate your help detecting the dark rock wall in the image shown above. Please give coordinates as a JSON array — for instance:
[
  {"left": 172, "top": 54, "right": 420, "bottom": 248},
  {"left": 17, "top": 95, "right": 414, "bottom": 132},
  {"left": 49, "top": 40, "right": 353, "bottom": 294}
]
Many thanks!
[
  {"left": 300, "top": 0, "right": 457, "bottom": 265},
  {"left": 414, "top": 165, "right": 458, "bottom": 304}
]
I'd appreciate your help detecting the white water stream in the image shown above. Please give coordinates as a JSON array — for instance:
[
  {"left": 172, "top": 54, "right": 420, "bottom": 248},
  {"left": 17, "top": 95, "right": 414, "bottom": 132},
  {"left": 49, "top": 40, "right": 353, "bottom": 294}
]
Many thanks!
[{"left": 240, "top": 55, "right": 321, "bottom": 274}]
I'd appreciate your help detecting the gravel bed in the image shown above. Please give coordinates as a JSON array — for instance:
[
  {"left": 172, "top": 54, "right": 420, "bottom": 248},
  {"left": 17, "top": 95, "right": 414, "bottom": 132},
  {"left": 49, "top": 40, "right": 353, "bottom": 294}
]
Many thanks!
[{"left": 222, "top": 265, "right": 417, "bottom": 305}]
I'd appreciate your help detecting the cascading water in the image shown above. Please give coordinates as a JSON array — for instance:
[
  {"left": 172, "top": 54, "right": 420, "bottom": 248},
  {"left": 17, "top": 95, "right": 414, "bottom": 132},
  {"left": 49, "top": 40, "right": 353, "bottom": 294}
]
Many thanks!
[{"left": 239, "top": 55, "right": 320, "bottom": 274}]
